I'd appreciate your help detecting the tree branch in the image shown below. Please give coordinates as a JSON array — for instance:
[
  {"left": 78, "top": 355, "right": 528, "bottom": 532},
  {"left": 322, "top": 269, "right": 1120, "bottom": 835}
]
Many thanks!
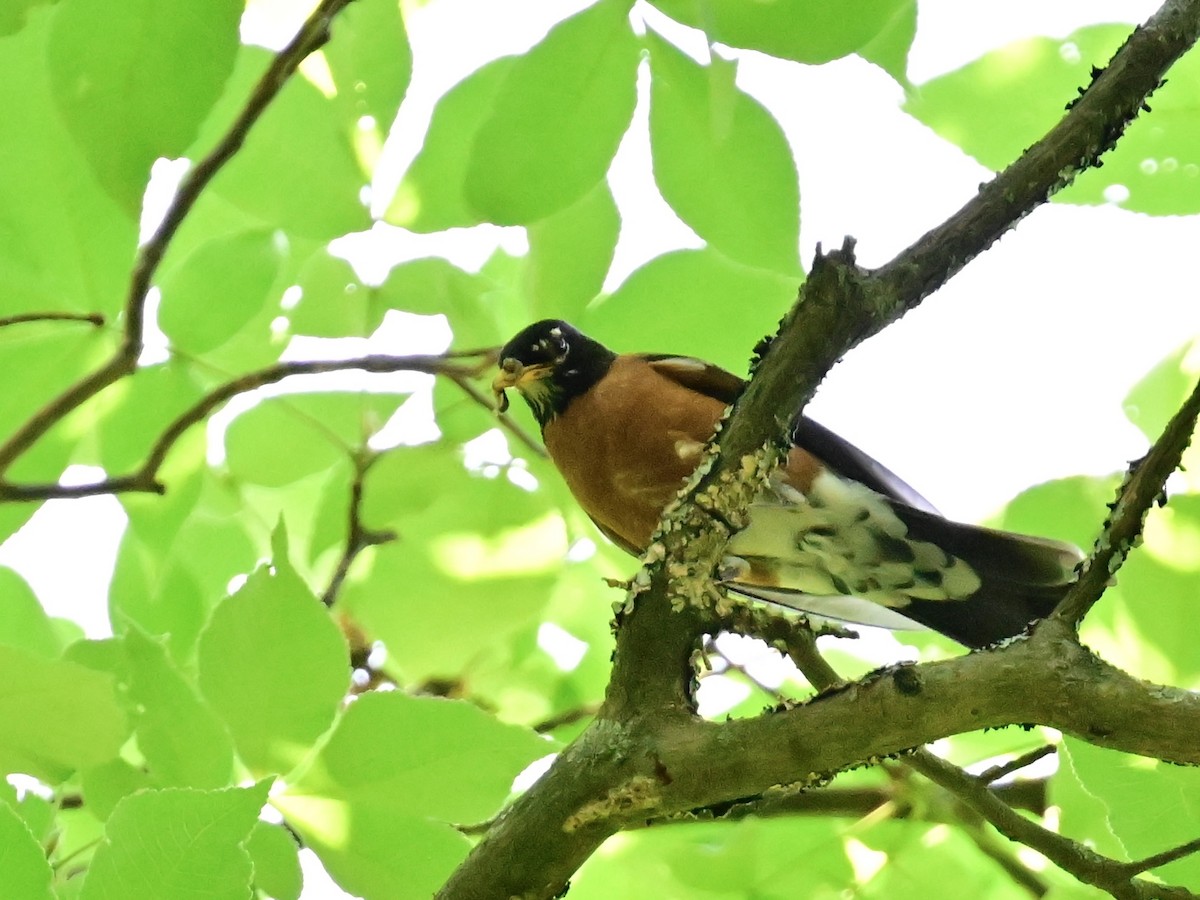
[
  {"left": 436, "top": 3, "right": 1200, "bottom": 896},
  {"left": 1054, "top": 375, "right": 1200, "bottom": 625},
  {"left": 0, "top": 352, "right": 493, "bottom": 502},
  {"left": 0, "top": 0, "right": 357, "bottom": 478}
]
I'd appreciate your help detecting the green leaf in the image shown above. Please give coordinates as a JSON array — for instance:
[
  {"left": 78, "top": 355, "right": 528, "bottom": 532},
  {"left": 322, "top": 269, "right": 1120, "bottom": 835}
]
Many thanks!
[
  {"left": 361, "top": 444, "right": 469, "bottom": 531},
  {"left": 647, "top": 33, "right": 800, "bottom": 275},
  {"left": 572, "top": 817, "right": 852, "bottom": 897},
  {"left": 289, "top": 250, "right": 378, "bottom": 338},
  {"left": 95, "top": 361, "right": 207, "bottom": 473},
  {"left": 857, "top": 0, "right": 916, "bottom": 84},
  {"left": 344, "top": 472, "right": 562, "bottom": 681},
  {"left": 0, "top": 12, "right": 136, "bottom": 318},
  {"left": 324, "top": 0, "right": 412, "bottom": 137},
  {"left": 463, "top": 0, "right": 640, "bottom": 224},
  {"left": 376, "top": 257, "right": 500, "bottom": 348},
  {"left": 0, "top": 566, "right": 62, "bottom": 658},
  {"left": 1124, "top": 339, "right": 1200, "bottom": 442},
  {"left": 1115, "top": 496, "right": 1200, "bottom": 685},
  {"left": 0, "top": 0, "right": 57, "bottom": 36},
  {"left": 197, "top": 542, "right": 347, "bottom": 774},
  {"left": 582, "top": 247, "right": 798, "bottom": 373},
  {"left": 111, "top": 472, "right": 259, "bottom": 665},
  {"left": 124, "top": 629, "right": 234, "bottom": 789},
  {"left": 906, "top": 24, "right": 1200, "bottom": 215},
  {"left": 649, "top": 0, "right": 914, "bottom": 65},
  {"left": 225, "top": 393, "right": 405, "bottom": 487},
  {"left": 80, "top": 782, "right": 270, "bottom": 900},
  {"left": 194, "top": 47, "right": 370, "bottom": 240},
  {"left": 158, "top": 230, "right": 284, "bottom": 355},
  {"left": 0, "top": 802, "right": 53, "bottom": 900},
  {"left": 245, "top": 822, "right": 302, "bottom": 900},
  {"left": 80, "top": 758, "right": 154, "bottom": 823},
  {"left": 277, "top": 795, "right": 467, "bottom": 900},
  {"left": 305, "top": 692, "right": 551, "bottom": 822},
  {"left": 523, "top": 180, "right": 621, "bottom": 319},
  {"left": 0, "top": 645, "right": 129, "bottom": 783},
  {"left": 992, "top": 474, "right": 1119, "bottom": 551},
  {"left": 1059, "top": 739, "right": 1200, "bottom": 886},
  {"left": 47, "top": 0, "right": 241, "bottom": 214},
  {"left": 387, "top": 57, "right": 514, "bottom": 231}
]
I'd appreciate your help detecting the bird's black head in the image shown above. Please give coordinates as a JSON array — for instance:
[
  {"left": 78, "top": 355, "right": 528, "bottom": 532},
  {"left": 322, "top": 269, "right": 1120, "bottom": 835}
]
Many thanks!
[{"left": 492, "top": 320, "right": 616, "bottom": 428}]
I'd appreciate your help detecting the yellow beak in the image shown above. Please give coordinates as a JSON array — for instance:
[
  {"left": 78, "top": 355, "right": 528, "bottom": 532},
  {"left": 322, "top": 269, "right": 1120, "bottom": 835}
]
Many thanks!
[{"left": 491, "top": 359, "right": 554, "bottom": 413}]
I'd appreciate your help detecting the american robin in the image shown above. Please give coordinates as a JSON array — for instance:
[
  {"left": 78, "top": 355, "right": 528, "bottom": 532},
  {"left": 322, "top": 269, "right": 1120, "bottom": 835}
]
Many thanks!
[{"left": 492, "top": 319, "right": 1082, "bottom": 648}]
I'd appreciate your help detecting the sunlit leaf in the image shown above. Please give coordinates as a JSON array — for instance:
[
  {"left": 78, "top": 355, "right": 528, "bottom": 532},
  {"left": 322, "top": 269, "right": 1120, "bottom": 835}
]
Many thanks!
[
  {"left": 0, "top": 0, "right": 58, "bottom": 36},
  {"left": 123, "top": 629, "right": 234, "bottom": 789},
  {"left": 0, "top": 9, "right": 134, "bottom": 320},
  {"left": 1058, "top": 739, "right": 1200, "bottom": 886},
  {"left": 463, "top": 0, "right": 639, "bottom": 224},
  {"left": 197, "top": 531, "right": 348, "bottom": 773},
  {"left": 225, "top": 393, "right": 405, "bottom": 487},
  {"left": 308, "top": 692, "right": 551, "bottom": 820},
  {"left": 649, "top": 0, "right": 914, "bottom": 66},
  {"left": 80, "top": 758, "right": 154, "bottom": 823},
  {"left": 386, "top": 57, "right": 514, "bottom": 231},
  {"left": 0, "top": 803, "right": 53, "bottom": 900},
  {"left": 193, "top": 47, "right": 370, "bottom": 239},
  {"left": 375, "top": 256, "right": 503, "bottom": 348},
  {"left": 245, "top": 821, "right": 302, "bottom": 900},
  {"left": 48, "top": 0, "right": 241, "bottom": 213},
  {"left": 277, "top": 795, "right": 468, "bottom": 900},
  {"left": 523, "top": 180, "right": 621, "bottom": 320},
  {"left": 647, "top": 33, "right": 800, "bottom": 275},
  {"left": 906, "top": 24, "right": 1200, "bottom": 215},
  {"left": 95, "top": 362, "right": 207, "bottom": 473},
  {"left": 158, "top": 230, "right": 284, "bottom": 355},
  {"left": 80, "top": 782, "right": 270, "bottom": 900},
  {"left": 289, "top": 250, "right": 378, "bottom": 338},
  {"left": 0, "top": 645, "right": 129, "bottom": 783},
  {"left": 324, "top": 0, "right": 411, "bottom": 136},
  {"left": 582, "top": 247, "right": 798, "bottom": 374},
  {"left": 0, "top": 566, "right": 62, "bottom": 658}
]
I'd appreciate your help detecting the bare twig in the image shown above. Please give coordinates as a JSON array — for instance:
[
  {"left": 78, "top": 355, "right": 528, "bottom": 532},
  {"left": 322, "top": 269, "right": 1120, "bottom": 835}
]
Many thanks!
[
  {"left": 0, "top": 352, "right": 491, "bottom": 502},
  {"left": 533, "top": 705, "right": 601, "bottom": 734},
  {"left": 977, "top": 746, "right": 1057, "bottom": 785},
  {"left": 0, "top": 0, "right": 356, "bottom": 477},
  {"left": 0, "top": 312, "right": 105, "bottom": 328},
  {"left": 1054, "top": 376, "right": 1200, "bottom": 625},
  {"left": 907, "top": 750, "right": 1200, "bottom": 900},
  {"left": 321, "top": 451, "right": 397, "bottom": 608}
]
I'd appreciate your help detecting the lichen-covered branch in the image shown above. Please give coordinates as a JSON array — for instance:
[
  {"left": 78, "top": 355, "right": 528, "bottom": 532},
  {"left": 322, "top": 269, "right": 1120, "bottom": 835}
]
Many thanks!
[{"left": 437, "top": 3, "right": 1200, "bottom": 897}]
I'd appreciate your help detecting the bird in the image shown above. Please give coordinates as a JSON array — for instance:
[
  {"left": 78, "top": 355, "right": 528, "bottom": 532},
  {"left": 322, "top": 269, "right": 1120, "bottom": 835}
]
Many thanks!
[{"left": 491, "top": 319, "right": 1083, "bottom": 648}]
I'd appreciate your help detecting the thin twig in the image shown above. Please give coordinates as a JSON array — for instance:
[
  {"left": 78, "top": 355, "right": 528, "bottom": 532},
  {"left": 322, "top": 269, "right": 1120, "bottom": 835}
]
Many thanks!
[
  {"left": 532, "top": 705, "right": 601, "bottom": 734},
  {"left": 448, "top": 372, "right": 548, "bottom": 458},
  {"left": 0, "top": 353, "right": 489, "bottom": 502},
  {"left": 908, "top": 750, "right": 1200, "bottom": 900},
  {"left": 1054, "top": 377, "right": 1200, "bottom": 625},
  {"left": 0, "top": 0, "right": 356, "bottom": 477},
  {"left": 0, "top": 312, "right": 105, "bottom": 328},
  {"left": 322, "top": 451, "right": 397, "bottom": 608},
  {"left": 976, "top": 745, "right": 1057, "bottom": 785}
]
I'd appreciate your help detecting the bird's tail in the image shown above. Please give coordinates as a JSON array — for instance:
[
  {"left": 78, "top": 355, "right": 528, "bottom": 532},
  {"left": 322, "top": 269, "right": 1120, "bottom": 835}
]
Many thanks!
[{"left": 723, "top": 473, "right": 1084, "bottom": 648}]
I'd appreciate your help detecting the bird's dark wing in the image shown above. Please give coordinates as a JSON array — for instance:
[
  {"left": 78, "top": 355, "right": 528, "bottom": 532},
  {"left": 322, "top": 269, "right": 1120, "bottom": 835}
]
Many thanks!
[
  {"left": 641, "top": 354, "right": 746, "bottom": 404},
  {"left": 642, "top": 353, "right": 937, "bottom": 512}
]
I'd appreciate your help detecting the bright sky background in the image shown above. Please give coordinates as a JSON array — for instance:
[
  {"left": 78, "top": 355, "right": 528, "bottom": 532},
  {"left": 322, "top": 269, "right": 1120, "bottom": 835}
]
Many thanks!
[{"left": 0, "top": 2, "right": 1193, "bottom": 893}]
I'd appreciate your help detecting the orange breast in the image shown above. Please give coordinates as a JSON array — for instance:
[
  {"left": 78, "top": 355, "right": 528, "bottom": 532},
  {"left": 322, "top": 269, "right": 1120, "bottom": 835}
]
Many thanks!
[{"left": 543, "top": 356, "right": 825, "bottom": 552}]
